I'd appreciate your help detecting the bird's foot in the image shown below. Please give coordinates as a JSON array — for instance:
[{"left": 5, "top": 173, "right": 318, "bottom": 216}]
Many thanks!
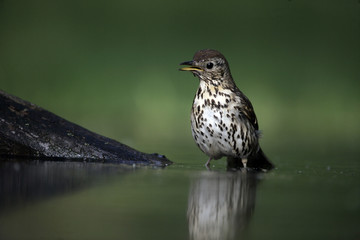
[
  {"left": 205, "top": 157, "right": 212, "bottom": 170},
  {"left": 241, "top": 158, "right": 248, "bottom": 171}
]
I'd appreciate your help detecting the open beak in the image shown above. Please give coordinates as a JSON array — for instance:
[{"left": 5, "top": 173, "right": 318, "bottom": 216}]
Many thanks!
[{"left": 179, "top": 61, "right": 203, "bottom": 71}]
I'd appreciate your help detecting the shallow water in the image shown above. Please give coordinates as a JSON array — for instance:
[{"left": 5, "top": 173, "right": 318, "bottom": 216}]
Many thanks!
[{"left": 0, "top": 156, "right": 359, "bottom": 240}]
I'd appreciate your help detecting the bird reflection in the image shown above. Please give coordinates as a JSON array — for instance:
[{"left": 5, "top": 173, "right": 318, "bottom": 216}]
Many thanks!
[{"left": 187, "top": 171, "right": 259, "bottom": 240}]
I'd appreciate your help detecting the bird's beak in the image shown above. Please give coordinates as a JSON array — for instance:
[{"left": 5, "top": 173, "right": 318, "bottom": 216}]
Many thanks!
[{"left": 179, "top": 61, "right": 203, "bottom": 71}]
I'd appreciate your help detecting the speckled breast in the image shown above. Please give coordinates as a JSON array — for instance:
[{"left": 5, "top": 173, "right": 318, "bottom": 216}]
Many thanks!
[{"left": 190, "top": 81, "right": 258, "bottom": 160}]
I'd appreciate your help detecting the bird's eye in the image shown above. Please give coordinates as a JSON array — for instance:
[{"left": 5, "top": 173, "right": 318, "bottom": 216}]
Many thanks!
[{"left": 206, "top": 62, "right": 214, "bottom": 69}]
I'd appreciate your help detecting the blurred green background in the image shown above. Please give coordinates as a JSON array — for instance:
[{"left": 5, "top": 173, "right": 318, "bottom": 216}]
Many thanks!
[{"left": 0, "top": 0, "right": 359, "bottom": 165}]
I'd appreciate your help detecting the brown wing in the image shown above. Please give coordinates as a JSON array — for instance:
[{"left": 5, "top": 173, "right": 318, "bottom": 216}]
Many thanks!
[{"left": 234, "top": 88, "right": 259, "bottom": 130}]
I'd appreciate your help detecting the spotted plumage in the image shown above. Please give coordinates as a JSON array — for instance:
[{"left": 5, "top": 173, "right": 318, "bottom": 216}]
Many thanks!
[{"left": 180, "top": 49, "right": 273, "bottom": 170}]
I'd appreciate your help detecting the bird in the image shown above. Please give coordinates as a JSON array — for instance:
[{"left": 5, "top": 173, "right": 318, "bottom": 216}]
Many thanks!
[{"left": 179, "top": 49, "right": 273, "bottom": 171}]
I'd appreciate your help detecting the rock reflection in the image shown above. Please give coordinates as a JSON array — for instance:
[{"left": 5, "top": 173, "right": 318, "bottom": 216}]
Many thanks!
[
  {"left": 187, "top": 171, "right": 259, "bottom": 240},
  {"left": 0, "top": 159, "right": 130, "bottom": 210}
]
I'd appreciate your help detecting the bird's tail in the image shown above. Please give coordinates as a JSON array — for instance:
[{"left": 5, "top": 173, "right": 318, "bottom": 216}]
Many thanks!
[
  {"left": 247, "top": 148, "right": 274, "bottom": 171},
  {"left": 227, "top": 148, "right": 274, "bottom": 171}
]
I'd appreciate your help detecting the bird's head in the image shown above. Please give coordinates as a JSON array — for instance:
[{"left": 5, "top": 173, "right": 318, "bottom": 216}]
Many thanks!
[{"left": 180, "top": 49, "right": 233, "bottom": 86}]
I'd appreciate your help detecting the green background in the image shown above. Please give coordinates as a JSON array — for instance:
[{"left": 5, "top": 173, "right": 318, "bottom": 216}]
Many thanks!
[{"left": 1, "top": 1, "right": 359, "bottom": 165}]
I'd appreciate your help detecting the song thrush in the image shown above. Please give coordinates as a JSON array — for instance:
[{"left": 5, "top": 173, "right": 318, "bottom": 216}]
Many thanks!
[{"left": 180, "top": 49, "right": 273, "bottom": 170}]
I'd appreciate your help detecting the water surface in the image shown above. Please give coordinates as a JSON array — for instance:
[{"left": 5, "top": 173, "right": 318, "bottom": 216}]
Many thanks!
[{"left": 0, "top": 155, "right": 359, "bottom": 240}]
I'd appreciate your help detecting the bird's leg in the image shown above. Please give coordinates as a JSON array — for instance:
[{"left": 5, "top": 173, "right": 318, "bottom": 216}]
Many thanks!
[
  {"left": 205, "top": 157, "right": 212, "bottom": 168},
  {"left": 241, "top": 158, "right": 248, "bottom": 169}
]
